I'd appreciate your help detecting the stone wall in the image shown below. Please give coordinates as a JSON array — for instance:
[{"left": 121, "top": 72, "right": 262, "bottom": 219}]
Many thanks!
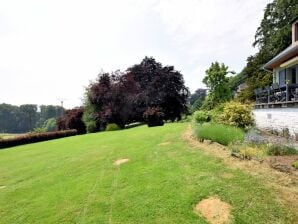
[{"left": 253, "top": 108, "right": 298, "bottom": 137}]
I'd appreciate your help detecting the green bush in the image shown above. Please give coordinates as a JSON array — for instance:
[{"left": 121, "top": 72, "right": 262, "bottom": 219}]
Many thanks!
[
  {"left": 267, "top": 145, "right": 298, "bottom": 156},
  {"left": 229, "top": 143, "right": 267, "bottom": 160},
  {"left": 209, "top": 103, "right": 225, "bottom": 122},
  {"left": 193, "top": 110, "right": 210, "bottom": 123},
  {"left": 218, "top": 101, "right": 254, "bottom": 128},
  {"left": 192, "top": 123, "right": 244, "bottom": 146},
  {"left": 179, "top": 115, "right": 192, "bottom": 123},
  {"left": 143, "top": 107, "right": 164, "bottom": 127},
  {"left": 42, "top": 118, "right": 57, "bottom": 132},
  {"left": 85, "top": 121, "right": 97, "bottom": 133},
  {"left": 29, "top": 127, "right": 46, "bottom": 134},
  {"left": 106, "top": 123, "right": 121, "bottom": 131},
  {"left": 292, "top": 161, "right": 298, "bottom": 169}
]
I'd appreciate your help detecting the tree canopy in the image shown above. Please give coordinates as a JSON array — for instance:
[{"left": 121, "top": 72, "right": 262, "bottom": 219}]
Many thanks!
[
  {"left": 201, "top": 62, "right": 233, "bottom": 110},
  {"left": 82, "top": 57, "right": 188, "bottom": 131},
  {"left": 235, "top": 0, "right": 298, "bottom": 101},
  {"left": 0, "top": 104, "right": 63, "bottom": 133}
]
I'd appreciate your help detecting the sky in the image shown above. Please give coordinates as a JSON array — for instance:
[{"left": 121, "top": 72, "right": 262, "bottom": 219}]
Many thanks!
[{"left": 0, "top": 0, "right": 271, "bottom": 108}]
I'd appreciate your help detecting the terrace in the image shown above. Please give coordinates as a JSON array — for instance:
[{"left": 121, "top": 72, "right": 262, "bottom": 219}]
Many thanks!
[
  {"left": 254, "top": 82, "right": 298, "bottom": 108},
  {"left": 255, "top": 16, "right": 298, "bottom": 109},
  {"left": 255, "top": 62, "right": 298, "bottom": 108}
]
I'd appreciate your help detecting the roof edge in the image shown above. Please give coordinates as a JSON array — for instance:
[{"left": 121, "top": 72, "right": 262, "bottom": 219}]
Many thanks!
[
  {"left": 290, "top": 15, "right": 298, "bottom": 24},
  {"left": 263, "top": 44, "right": 298, "bottom": 70}
]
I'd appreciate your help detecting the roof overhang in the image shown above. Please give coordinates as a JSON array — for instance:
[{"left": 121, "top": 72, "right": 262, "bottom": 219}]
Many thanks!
[
  {"left": 280, "top": 56, "right": 298, "bottom": 68},
  {"left": 263, "top": 44, "right": 298, "bottom": 70}
]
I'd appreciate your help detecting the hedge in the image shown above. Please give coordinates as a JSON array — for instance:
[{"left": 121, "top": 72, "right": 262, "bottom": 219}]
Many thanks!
[{"left": 0, "top": 129, "right": 77, "bottom": 149}]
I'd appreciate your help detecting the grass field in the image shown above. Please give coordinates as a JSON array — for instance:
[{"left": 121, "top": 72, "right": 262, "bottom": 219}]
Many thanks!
[{"left": 0, "top": 123, "right": 296, "bottom": 223}]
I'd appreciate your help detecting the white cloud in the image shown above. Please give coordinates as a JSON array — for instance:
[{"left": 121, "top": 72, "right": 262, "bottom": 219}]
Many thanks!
[{"left": 0, "top": 0, "right": 270, "bottom": 108}]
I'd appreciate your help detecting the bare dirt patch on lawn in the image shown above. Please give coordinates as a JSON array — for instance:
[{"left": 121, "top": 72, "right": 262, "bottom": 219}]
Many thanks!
[
  {"left": 114, "top": 158, "right": 130, "bottom": 166},
  {"left": 194, "top": 196, "right": 231, "bottom": 224},
  {"left": 182, "top": 125, "right": 298, "bottom": 215},
  {"left": 158, "top": 142, "right": 171, "bottom": 146}
]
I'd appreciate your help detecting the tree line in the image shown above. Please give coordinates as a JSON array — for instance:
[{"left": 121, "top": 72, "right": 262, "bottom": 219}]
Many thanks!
[{"left": 0, "top": 104, "right": 63, "bottom": 133}]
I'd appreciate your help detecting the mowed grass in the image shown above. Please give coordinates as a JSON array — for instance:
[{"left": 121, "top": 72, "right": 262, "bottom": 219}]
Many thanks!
[{"left": 0, "top": 123, "right": 296, "bottom": 223}]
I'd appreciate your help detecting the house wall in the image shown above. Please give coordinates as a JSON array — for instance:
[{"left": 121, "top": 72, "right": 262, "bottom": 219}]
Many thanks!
[
  {"left": 253, "top": 108, "right": 298, "bottom": 136},
  {"left": 273, "top": 68, "right": 279, "bottom": 84}
]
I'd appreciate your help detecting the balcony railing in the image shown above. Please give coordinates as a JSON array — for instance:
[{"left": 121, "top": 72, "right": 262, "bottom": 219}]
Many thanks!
[{"left": 254, "top": 83, "right": 298, "bottom": 106}]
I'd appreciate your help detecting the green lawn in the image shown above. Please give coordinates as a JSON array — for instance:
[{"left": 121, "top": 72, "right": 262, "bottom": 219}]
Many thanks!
[{"left": 0, "top": 123, "right": 296, "bottom": 223}]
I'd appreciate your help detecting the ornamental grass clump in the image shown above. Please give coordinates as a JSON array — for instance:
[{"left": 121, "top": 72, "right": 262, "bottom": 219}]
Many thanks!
[
  {"left": 193, "top": 123, "right": 244, "bottom": 146},
  {"left": 229, "top": 143, "right": 267, "bottom": 160}
]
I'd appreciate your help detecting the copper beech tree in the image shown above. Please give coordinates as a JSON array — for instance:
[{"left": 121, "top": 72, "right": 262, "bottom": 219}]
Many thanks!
[{"left": 81, "top": 57, "right": 189, "bottom": 131}]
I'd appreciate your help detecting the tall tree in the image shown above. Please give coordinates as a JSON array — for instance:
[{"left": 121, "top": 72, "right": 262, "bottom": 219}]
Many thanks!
[
  {"left": 19, "top": 104, "right": 38, "bottom": 132},
  {"left": 83, "top": 57, "right": 189, "bottom": 130},
  {"left": 127, "top": 57, "right": 189, "bottom": 122},
  {"left": 202, "top": 62, "right": 233, "bottom": 109},
  {"left": 189, "top": 88, "right": 207, "bottom": 112}
]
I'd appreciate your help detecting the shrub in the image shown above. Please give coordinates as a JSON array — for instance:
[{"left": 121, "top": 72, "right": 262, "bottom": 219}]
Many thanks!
[
  {"left": 292, "top": 161, "right": 298, "bottom": 169},
  {"left": 193, "top": 110, "right": 210, "bottom": 123},
  {"left": 267, "top": 144, "right": 298, "bottom": 156},
  {"left": 218, "top": 101, "right": 254, "bottom": 129},
  {"left": 209, "top": 103, "right": 224, "bottom": 122},
  {"left": 0, "top": 130, "right": 77, "bottom": 149},
  {"left": 42, "top": 118, "right": 56, "bottom": 132},
  {"left": 192, "top": 123, "right": 244, "bottom": 146},
  {"left": 143, "top": 107, "right": 164, "bottom": 127},
  {"left": 106, "top": 123, "right": 121, "bottom": 131},
  {"left": 230, "top": 143, "right": 267, "bottom": 160},
  {"left": 57, "top": 107, "right": 86, "bottom": 134},
  {"left": 86, "top": 121, "right": 97, "bottom": 133},
  {"left": 29, "top": 127, "right": 46, "bottom": 134},
  {"left": 179, "top": 115, "right": 192, "bottom": 123}
]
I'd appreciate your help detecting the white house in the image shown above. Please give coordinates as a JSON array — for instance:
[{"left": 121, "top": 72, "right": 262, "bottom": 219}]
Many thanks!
[{"left": 253, "top": 16, "right": 298, "bottom": 138}]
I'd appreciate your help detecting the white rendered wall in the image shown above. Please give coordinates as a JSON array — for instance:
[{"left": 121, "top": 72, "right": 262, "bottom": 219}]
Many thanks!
[{"left": 253, "top": 108, "right": 298, "bottom": 136}]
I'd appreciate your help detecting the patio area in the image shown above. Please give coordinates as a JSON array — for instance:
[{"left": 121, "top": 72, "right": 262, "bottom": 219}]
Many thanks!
[{"left": 254, "top": 83, "right": 298, "bottom": 108}]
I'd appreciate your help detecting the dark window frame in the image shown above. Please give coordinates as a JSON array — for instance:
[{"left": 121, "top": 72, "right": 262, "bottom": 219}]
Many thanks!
[
  {"left": 295, "top": 23, "right": 298, "bottom": 42},
  {"left": 279, "top": 69, "right": 286, "bottom": 85}
]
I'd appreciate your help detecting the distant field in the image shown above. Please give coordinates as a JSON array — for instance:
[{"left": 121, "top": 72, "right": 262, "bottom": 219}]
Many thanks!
[
  {"left": 0, "top": 123, "right": 296, "bottom": 223},
  {"left": 0, "top": 133, "right": 23, "bottom": 139}
]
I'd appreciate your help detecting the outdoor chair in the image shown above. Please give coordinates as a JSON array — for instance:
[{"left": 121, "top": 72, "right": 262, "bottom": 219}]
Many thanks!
[
  {"left": 290, "top": 88, "right": 298, "bottom": 101},
  {"left": 272, "top": 83, "right": 286, "bottom": 102}
]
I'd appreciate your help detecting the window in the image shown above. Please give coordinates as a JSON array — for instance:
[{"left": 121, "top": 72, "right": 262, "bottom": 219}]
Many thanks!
[
  {"left": 292, "top": 67, "right": 296, "bottom": 84},
  {"left": 279, "top": 70, "right": 285, "bottom": 85}
]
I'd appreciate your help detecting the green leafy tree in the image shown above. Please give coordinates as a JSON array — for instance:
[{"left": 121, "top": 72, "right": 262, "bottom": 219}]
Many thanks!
[
  {"left": 19, "top": 104, "right": 38, "bottom": 132},
  {"left": 202, "top": 62, "right": 233, "bottom": 110},
  {"left": 237, "top": 0, "right": 298, "bottom": 101},
  {"left": 189, "top": 88, "right": 207, "bottom": 113},
  {"left": 42, "top": 118, "right": 57, "bottom": 132}
]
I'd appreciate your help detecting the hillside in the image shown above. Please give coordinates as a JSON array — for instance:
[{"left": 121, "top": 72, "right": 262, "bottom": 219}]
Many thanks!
[{"left": 0, "top": 123, "right": 296, "bottom": 223}]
